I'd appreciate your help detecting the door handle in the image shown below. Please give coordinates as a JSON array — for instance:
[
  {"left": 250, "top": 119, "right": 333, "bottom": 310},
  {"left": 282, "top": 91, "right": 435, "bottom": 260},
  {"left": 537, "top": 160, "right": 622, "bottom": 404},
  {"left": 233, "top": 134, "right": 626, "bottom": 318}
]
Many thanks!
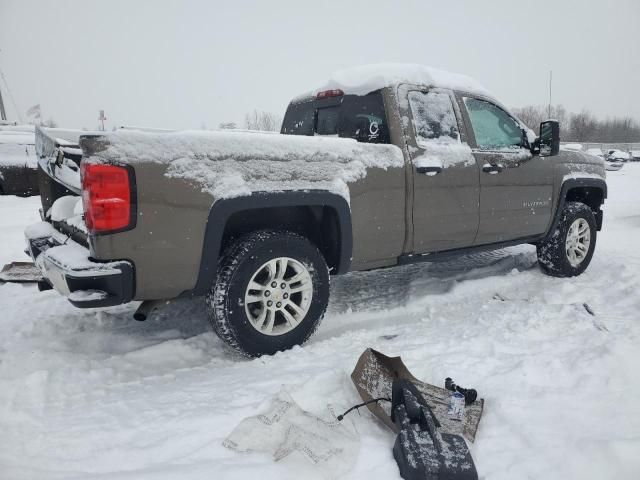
[
  {"left": 416, "top": 166, "right": 442, "bottom": 175},
  {"left": 482, "top": 163, "right": 503, "bottom": 174}
]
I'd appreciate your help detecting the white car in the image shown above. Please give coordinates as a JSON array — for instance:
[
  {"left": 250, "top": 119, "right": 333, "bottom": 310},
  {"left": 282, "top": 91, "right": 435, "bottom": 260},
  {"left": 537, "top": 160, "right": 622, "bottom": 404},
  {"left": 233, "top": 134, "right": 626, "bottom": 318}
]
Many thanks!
[
  {"left": 605, "top": 149, "right": 626, "bottom": 171},
  {"left": 586, "top": 147, "right": 622, "bottom": 171},
  {"left": 563, "top": 143, "right": 583, "bottom": 151},
  {"left": 630, "top": 150, "right": 640, "bottom": 162},
  {"left": 605, "top": 159, "right": 624, "bottom": 171},
  {"left": 607, "top": 149, "right": 631, "bottom": 162}
]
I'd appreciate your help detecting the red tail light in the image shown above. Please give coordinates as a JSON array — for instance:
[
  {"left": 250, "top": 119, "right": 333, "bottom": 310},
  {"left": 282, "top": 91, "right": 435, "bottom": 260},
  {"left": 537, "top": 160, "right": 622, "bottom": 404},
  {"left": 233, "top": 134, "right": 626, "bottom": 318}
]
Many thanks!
[
  {"left": 81, "top": 161, "right": 135, "bottom": 234},
  {"left": 316, "top": 89, "right": 344, "bottom": 99}
]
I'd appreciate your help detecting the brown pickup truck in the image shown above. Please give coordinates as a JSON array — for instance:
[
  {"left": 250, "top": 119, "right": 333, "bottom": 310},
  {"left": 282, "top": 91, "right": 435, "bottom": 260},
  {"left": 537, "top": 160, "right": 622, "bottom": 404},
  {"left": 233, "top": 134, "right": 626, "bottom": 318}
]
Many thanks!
[{"left": 23, "top": 64, "right": 606, "bottom": 356}]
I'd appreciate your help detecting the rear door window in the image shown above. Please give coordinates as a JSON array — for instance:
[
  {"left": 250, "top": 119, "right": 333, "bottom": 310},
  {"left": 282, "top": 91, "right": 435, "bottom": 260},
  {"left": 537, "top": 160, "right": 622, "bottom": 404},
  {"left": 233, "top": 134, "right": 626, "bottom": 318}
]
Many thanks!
[{"left": 408, "top": 91, "right": 460, "bottom": 145}]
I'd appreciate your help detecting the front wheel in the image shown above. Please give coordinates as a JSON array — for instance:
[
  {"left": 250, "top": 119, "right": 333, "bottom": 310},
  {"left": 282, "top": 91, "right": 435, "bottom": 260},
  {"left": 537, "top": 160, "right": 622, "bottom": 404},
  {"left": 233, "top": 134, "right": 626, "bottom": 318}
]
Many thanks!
[
  {"left": 537, "top": 201, "right": 597, "bottom": 277},
  {"left": 206, "top": 230, "right": 330, "bottom": 357}
]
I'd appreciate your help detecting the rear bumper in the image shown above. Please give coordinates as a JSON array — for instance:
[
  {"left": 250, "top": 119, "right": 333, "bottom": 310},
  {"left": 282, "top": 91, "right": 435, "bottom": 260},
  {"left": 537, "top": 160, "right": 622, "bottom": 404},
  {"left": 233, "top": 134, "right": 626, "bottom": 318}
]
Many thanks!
[{"left": 25, "top": 222, "right": 134, "bottom": 308}]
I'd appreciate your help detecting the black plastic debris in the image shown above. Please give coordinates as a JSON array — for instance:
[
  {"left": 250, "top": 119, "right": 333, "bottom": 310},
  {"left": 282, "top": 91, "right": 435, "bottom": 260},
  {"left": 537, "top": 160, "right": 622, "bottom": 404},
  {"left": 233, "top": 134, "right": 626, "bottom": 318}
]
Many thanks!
[
  {"left": 391, "top": 379, "right": 478, "bottom": 480},
  {"left": 351, "top": 348, "right": 484, "bottom": 442},
  {"left": 445, "top": 377, "right": 478, "bottom": 406}
]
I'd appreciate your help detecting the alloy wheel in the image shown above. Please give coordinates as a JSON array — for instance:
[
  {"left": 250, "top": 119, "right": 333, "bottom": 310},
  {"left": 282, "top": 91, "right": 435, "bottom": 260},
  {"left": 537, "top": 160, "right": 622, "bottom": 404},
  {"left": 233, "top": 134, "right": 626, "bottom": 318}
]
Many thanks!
[{"left": 244, "top": 257, "right": 313, "bottom": 335}]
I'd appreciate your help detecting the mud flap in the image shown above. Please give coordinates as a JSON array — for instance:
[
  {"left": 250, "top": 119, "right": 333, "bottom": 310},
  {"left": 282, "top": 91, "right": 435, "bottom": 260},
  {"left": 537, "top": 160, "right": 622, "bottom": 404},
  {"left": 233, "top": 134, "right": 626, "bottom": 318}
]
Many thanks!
[
  {"left": 351, "top": 348, "right": 484, "bottom": 442},
  {"left": 0, "top": 262, "right": 43, "bottom": 284}
]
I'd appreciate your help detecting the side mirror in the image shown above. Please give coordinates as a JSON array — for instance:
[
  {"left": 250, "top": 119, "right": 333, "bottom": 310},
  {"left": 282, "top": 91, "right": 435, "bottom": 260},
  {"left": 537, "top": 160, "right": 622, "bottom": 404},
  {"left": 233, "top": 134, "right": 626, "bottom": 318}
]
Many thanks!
[{"left": 539, "top": 120, "right": 560, "bottom": 157}]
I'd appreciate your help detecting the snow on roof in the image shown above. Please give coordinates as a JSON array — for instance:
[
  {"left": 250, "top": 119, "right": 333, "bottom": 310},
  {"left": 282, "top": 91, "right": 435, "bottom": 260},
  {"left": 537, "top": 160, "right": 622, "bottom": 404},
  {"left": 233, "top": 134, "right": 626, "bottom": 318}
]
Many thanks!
[{"left": 312, "top": 63, "right": 490, "bottom": 97}]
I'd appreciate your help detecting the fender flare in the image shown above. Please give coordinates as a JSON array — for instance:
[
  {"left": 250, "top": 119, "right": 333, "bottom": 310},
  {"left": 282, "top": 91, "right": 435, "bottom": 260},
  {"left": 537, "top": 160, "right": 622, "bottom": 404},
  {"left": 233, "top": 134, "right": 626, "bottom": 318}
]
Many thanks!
[
  {"left": 187, "top": 191, "right": 352, "bottom": 296},
  {"left": 544, "top": 177, "right": 607, "bottom": 239}
]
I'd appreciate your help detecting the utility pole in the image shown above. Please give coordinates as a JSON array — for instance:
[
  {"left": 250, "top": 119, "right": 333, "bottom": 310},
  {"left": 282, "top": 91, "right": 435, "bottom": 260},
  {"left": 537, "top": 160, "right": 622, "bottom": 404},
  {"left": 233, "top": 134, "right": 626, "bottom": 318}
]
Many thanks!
[
  {"left": 0, "top": 48, "right": 5, "bottom": 121},
  {"left": 0, "top": 86, "right": 6, "bottom": 121},
  {"left": 548, "top": 70, "right": 552, "bottom": 118}
]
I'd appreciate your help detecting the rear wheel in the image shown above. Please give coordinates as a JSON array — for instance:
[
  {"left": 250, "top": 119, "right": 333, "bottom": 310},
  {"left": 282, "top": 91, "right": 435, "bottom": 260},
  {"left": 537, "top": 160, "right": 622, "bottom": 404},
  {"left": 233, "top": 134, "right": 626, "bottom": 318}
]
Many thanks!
[
  {"left": 537, "top": 201, "right": 597, "bottom": 277},
  {"left": 206, "top": 230, "right": 329, "bottom": 357}
]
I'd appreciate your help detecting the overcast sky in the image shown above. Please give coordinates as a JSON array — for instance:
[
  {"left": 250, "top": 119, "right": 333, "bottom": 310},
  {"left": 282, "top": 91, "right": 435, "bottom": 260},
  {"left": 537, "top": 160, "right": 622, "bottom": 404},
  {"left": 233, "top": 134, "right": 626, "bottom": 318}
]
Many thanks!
[{"left": 1, "top": 0, "right": 638, "bottom": 130}]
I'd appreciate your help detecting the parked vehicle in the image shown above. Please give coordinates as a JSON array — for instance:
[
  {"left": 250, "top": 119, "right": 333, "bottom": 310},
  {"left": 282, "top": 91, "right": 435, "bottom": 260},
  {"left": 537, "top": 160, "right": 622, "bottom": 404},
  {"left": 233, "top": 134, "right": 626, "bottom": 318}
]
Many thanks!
[
  {"left": 0, "top": 125, "right": 39, "bottom": 196},
  {"left": 22, "top": 64, "right": 607, "bottom": 356},
  {"left": 562, "top": 143, "right": 583, "bottom": 151},
  {"left": 630, "top": 150, "right": 640, "bottom": 161},
  {"left": 587, "top": 148, "right": 623, "bottom": 171},
  {"left": 585, "top": 148, "right": 604, "bottom": 158},
  {"left": 607, "top": 149, "right": 631, "bottom": 162},
  {"left": 605, "top": 158, "right": 624, "bottom": 171}
]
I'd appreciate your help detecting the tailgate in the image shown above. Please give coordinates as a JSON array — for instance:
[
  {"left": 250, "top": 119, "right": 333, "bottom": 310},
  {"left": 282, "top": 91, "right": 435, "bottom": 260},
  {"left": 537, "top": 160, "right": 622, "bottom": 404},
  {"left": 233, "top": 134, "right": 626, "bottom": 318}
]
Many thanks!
[
  {"left": 35, "top": 126, "right": 89, "bottom": 245},
  {"left": 35, "top": 125, "right": 84, "bottom": 194}
]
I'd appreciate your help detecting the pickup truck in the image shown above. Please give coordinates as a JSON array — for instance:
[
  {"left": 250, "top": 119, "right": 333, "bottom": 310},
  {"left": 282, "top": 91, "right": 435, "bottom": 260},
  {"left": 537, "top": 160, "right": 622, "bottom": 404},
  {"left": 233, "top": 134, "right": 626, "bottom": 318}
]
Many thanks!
[
  {"left": 0, "top": 124, "right": 39, "bottom": 196},
  {"left": 23, "top": 64, "right": 606, "bottom": 357}
]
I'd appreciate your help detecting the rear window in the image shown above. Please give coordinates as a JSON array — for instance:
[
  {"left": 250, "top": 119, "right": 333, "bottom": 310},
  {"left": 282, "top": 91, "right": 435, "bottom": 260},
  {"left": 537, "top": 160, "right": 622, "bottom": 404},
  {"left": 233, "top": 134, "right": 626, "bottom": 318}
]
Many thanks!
[{"left": 281, "top": 91, "right": 389, "bottom": 144}]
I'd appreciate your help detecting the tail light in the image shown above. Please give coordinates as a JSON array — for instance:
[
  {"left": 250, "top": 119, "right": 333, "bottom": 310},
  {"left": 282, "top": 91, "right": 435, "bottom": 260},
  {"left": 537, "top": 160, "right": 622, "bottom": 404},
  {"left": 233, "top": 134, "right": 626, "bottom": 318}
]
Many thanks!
[
  {"left": 316, "top": 89, "right": 344, "bottom": 99},
  {"left": 81, "top": 161, "right": 135, "bottom": 234}
]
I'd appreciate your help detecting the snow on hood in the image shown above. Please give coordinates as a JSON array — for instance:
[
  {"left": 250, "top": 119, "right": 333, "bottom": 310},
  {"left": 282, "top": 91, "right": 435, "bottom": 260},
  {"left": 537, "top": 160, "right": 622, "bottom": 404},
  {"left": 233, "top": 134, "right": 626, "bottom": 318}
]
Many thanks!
[
  {"left": 85, "top": 130, "right": 405, "bottom": 202},
  {"left": 311, "top": 63, "right": 490, "bottom": 97},
  {"left": 560, "top": 149, "right": 607, "bottom": 167}
]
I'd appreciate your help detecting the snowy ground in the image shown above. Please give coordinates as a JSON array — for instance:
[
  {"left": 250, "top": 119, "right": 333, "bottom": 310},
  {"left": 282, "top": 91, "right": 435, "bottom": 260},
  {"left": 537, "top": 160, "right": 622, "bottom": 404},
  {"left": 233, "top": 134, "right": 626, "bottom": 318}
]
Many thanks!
[{"left": 1, "top": 166, "right": 640, "bottom": 480}]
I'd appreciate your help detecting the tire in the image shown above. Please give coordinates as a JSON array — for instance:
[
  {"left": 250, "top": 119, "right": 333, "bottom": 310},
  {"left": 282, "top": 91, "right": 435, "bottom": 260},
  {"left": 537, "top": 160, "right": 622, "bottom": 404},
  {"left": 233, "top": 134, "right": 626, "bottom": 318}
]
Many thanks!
[
  {"left": 206, "top": 230, "right": 330, "bottom": 357},
  {"left": 537, "top": 201, "right": 597, "bottom": 277}
]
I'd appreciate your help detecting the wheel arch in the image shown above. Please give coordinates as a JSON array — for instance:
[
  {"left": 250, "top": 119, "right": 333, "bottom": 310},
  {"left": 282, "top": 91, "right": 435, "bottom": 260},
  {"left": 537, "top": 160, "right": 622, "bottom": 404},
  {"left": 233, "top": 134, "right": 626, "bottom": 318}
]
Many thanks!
[
  {"left": 186, "top": 191, "right": 352, "bottom": 296},
  {"left": 545, "top": 178, "right": 607, "bottom": 239}
]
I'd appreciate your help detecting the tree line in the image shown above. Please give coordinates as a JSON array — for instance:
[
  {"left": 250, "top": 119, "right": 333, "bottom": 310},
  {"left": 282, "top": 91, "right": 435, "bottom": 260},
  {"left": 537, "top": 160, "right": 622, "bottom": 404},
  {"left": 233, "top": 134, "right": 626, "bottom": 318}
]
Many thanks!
[
  {"left": 512, "top": 104, "right": 640, "bottom": 143},
  {"left": 219, "top": 110, "right": 282, "bottom": 132}
]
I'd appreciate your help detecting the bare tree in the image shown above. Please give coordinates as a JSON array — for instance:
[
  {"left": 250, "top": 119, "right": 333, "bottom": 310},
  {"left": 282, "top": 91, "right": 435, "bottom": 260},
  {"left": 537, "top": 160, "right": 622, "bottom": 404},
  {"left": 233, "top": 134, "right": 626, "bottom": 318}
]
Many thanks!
[
  {"left": 244, "top": 110, "right": 282, "bottom": 132},
  {"left": 568, "top": 110, "right": 598, "bottom": 142},
  {"left": 512, "top": 104, "right": 640, "bottom": 142},
  {"left": 511, "top": 105, "right": 545, "bottom": 130},
  {"left": 512, "top": 104, "right": 567, "bottom": 131}
]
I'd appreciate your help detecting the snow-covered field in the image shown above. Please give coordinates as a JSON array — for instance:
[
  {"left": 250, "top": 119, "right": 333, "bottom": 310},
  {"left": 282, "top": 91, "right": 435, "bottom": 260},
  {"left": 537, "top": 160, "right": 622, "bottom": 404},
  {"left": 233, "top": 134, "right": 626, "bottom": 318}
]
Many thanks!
[{"left": 1, "top": 166, "right": 640, "bottom": 480}]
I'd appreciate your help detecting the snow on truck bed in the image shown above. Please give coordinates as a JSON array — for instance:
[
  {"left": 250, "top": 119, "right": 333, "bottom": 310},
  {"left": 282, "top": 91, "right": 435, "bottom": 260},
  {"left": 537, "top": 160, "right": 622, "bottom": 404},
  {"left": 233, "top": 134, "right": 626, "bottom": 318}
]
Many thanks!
[{"left": 88, "top": 130, "right": 404, "bottom": 201}]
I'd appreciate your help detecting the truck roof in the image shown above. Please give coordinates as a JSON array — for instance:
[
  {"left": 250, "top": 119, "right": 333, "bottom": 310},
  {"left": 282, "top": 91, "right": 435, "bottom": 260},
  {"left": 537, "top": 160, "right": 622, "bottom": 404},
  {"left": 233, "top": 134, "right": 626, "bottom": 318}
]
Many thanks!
[{"left": 293, "top": 63, "right": 490, "bottom": 102}]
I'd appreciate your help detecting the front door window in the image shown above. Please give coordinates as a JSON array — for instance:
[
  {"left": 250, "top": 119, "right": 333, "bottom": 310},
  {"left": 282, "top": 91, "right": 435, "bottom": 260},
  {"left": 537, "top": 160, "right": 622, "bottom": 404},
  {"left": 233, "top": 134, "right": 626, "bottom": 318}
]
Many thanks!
[{"left": 463, "top": 97, "right": 522, "bottom": 150}]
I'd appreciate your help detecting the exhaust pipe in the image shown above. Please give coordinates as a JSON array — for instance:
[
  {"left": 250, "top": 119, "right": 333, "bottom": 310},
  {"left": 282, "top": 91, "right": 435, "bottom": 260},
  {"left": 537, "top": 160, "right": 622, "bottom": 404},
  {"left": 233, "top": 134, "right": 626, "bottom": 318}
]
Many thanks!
[{"left": 133, "top": 299, "right": 167, "bottom": 321}]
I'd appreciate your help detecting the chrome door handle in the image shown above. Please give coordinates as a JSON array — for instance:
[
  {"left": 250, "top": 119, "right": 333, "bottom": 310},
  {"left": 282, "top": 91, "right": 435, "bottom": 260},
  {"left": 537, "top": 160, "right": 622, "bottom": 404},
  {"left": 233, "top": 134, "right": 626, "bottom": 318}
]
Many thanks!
[
  {"left": 416, "top": 166, "right": 442, "bottom": 175},
  {"left": 482, "top": 163, "right": 503, "bottom": 174}
]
